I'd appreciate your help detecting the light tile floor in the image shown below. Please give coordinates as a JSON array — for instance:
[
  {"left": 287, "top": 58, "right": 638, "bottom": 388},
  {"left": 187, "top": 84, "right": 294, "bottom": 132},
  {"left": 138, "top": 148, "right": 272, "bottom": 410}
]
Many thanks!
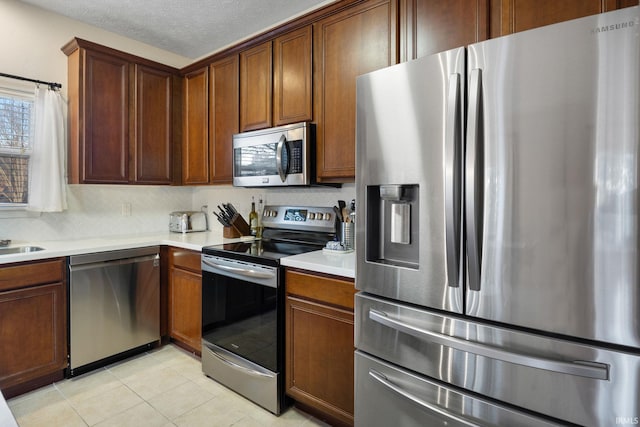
[{"left": 7, "top": 344, "right": 330, "bottom": 427}]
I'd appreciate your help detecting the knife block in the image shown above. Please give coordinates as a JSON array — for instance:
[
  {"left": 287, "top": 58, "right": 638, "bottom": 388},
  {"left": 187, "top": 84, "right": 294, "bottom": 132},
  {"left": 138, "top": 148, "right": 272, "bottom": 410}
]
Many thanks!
[
  {"left": 223, "top": 226, "right": 242, "bottom": 238},
  {"left": 230, "top": 213, "right": 252, "bottom": 236}
]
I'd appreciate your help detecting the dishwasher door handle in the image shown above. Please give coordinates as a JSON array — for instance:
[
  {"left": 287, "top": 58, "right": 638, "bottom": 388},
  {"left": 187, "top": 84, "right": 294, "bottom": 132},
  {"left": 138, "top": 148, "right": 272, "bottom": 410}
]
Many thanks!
[{"left": 69, "top": 254, "right": 159, "bottom": 272}]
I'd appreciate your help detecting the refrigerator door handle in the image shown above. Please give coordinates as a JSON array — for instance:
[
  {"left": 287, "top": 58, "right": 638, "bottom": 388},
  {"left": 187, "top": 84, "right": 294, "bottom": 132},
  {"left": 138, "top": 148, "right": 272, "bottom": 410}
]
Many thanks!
[
  {"left": 369, "top": 369, "right": 481, "bottom": 427},
  {"left": 465, "top": 68, "right": 484, "bottom": 291},
  {"left": 445, "top": 73, "right": 462, "bottom": 288},
  {"left": 369, "top": 308, "right": 609, "bottom": 380}
]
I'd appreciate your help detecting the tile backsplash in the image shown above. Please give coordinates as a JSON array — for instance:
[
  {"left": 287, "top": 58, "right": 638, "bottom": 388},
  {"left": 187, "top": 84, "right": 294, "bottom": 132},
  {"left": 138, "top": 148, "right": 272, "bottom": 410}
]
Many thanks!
[{"left": 1, "top": 184, "right": 355, "bottom": 242}]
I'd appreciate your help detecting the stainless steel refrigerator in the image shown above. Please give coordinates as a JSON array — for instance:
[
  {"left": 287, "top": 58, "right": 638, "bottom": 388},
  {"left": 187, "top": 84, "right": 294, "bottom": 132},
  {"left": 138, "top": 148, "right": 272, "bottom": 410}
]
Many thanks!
[{"left": 355, "top": 6, "right": 640, "bottom": 427}]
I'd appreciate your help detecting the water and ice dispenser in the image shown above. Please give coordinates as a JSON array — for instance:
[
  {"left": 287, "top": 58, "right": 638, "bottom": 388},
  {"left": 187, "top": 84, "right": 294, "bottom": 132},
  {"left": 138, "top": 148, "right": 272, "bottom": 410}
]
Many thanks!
[{"left": 366, "top": 184, "right": 419, "bottom": 269}]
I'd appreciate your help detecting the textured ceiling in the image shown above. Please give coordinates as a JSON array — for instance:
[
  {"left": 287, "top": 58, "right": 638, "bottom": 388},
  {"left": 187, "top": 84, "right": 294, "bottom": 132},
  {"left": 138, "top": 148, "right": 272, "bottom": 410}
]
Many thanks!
[{"left": 19, "top": 0, "right": 336, "bottom": 59}]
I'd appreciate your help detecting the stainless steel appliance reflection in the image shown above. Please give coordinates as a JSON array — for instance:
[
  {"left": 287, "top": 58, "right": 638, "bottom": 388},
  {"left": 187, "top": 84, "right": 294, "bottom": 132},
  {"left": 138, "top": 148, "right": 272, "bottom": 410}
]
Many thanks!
[
  {"left": 201, "top": 205, "right": 336, "bottom": 414},
  {"left": 355, "top": 6, "right": 640, "bottom": 427},
  {"left": 68, "top": 247, "right": 160, "bottom": 375}
]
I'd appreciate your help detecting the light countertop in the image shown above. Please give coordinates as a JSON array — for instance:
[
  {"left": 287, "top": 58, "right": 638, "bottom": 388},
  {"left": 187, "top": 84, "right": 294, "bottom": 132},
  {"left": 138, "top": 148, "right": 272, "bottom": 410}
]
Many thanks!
[
  {"left": 0, "top": 231, "right": 356, "bottom": 278},
  {"left": 281, "top": 249, "right": 355, "bottom": 278}
]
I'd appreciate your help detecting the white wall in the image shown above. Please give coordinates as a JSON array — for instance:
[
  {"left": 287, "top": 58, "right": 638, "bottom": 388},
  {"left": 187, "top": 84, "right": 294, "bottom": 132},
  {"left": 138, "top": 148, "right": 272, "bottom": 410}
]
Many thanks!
[{"left": 0, "top": 0, "right": 356, "bottom": 242}]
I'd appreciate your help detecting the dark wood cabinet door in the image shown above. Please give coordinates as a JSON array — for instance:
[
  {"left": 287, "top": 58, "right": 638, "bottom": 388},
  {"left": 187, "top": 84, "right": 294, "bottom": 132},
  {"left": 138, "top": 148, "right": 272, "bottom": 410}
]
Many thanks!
[
  {"left": 182, "top": 67, "right": 209, "bottom": 185},
  {"left": 0, "top": 258, "right": 66, "bottom": 398},
  {"left": 209, "top": 55, "right": 239, "bottom": 184},
  {"left": 168, "top": 266, "right": 202, "bottom": 353},
  {"left": 168, "top": 248, "right": 202, "bottom": 354},
  {"left": 490, "top": 0, "right": 638, "bottom": 37},
  {"left": 273, "top": 26, "right": 313, "bottom": 126},
  {"left": 314, "top": 0, "right": 397, "bottom": 183},
  {"left": 240, "top": 41, "right": 273, "bottom": 132},
  {"left": 286, "top": 295, "right": 354, "bottom": 426},
  {"left": 83, "top": 50, "right": 129, "bottom": 183},
  {"left": 133, "top": 64, "right": 173, "bottom": 184},
  {"left": 400, "top": 0, "right": 489, "bottom": 61},
  {"left": 285, "top": 269, "right": 356, "bottom": 426}
]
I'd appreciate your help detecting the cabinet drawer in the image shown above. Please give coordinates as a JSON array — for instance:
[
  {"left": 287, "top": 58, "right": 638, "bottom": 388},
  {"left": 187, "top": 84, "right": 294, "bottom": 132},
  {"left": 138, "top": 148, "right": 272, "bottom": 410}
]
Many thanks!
[
  {"left": 169, "top": 248, "right": 201, "bottom": 273},
  {"left": 286, "top": 269, "right": 355, "bottom": 310},
  {"left": 0, "top": 259, "right": 65, "bottom": 292}
]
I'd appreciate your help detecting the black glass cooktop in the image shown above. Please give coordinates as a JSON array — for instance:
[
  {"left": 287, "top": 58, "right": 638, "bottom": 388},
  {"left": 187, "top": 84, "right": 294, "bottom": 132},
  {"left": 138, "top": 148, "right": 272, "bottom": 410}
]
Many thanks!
[{"left": 202, "top": 238, "right": 323, "bottom": 266}]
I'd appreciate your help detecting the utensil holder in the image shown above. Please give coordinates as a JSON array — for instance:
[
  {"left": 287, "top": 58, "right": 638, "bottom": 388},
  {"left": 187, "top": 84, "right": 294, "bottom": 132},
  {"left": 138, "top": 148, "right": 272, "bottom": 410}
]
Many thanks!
[{"left": 340, "top": 222, "right": 354, "bottom": 250}]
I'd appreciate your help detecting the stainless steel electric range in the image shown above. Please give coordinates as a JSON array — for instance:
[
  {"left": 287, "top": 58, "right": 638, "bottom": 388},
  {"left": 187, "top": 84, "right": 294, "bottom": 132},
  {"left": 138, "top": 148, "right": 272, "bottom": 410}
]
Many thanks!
[{"left": 200, "top": 205, "right": 336, "bottom": 414}]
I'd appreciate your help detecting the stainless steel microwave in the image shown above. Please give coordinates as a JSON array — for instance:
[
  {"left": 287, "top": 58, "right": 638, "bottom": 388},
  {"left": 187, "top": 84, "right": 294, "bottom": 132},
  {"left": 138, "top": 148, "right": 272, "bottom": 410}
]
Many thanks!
[{"left": 232, "top": 122, "right": 313, "bottom": 187}]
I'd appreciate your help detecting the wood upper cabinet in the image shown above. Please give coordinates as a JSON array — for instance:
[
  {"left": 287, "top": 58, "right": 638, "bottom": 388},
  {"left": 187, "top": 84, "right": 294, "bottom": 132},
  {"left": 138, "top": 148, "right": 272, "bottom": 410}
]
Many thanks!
[
  {"left": 400, "top": 0, "right": 489, "bottom": 61},
  {"left": 0, "top": 258, "right": 67, "bottom": 399},
  {"left": 273, "top": 26, "right": 313, "bottom": 126},
  {"left": 168, "top": 248, "right": 202, "bottom": 354},
  {"left": 314, "top": 0, "right": 397, "bottom": 183},
  {"left": 63, "top": 38, "right": 179, "bottom": 185},
  {"left": 182, "top": 67, "right": 209, "bottom": 185},
  {"left": 240, "top": 41, "right": 273, "bottom": 132},
  {"left": 78, "top": 49, "right": 129, "bottom": 183},
  {"left": 490, "top": 0, "right": 639, "bottom": 37},
  {"left": 133, "top": 64, "right": 175, "bottom": 184},
  {"left": 285, "top": 269, "right": 356, "bottom": 426},
  {"left": 209, "top": 55, "right": 239, "bottom": 184}
]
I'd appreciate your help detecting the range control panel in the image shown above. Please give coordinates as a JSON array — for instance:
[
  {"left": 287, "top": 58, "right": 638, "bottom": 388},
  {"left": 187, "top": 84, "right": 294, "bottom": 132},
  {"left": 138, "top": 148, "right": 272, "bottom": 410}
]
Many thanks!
[{"left": 261, "top": 205, "right": 336, "bottom": 233}]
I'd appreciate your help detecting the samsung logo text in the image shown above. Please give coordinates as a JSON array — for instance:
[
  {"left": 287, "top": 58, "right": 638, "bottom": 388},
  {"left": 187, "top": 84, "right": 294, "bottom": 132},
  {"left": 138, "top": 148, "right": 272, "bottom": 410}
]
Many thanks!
[{"left": 591, "top": 19, "right": 637, "bottom": 34}]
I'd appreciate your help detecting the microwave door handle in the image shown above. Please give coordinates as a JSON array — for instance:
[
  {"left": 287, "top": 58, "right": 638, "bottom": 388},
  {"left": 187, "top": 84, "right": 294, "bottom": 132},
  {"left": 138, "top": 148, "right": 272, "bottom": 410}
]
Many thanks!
[{"left": 276, "top": 134, "right": 287, "bottom": 182}]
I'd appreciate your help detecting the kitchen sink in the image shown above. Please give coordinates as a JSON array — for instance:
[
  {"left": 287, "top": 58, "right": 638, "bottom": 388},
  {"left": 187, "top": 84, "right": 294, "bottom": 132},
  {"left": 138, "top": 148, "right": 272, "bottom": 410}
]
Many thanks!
[{"left": 0, "top": 246, "right": 45, "bottom": 255}]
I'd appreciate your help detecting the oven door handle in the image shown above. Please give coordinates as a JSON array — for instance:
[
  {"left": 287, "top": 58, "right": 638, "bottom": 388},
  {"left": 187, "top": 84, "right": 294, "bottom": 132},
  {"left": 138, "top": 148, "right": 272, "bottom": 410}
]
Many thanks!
[
  {"left": 210, "top": 348, "right": 275, "bottom": 378},
  {"left": 202, "top": 259, "right": 276, "bottom": 279}
]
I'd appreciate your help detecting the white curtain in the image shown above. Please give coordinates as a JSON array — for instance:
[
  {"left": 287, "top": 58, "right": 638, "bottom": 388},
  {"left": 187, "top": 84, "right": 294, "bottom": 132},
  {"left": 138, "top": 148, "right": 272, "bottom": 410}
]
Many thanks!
[{"left": 27, "top": 85, "right": 67, "bottom": 212}]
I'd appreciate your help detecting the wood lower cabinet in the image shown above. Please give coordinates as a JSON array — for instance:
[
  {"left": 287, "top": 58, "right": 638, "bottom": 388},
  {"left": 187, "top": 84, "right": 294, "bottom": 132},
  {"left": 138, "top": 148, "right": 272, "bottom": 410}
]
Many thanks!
[
  {"left": 0, "top": 258, "right": 67, "bottom": 399},
  {"left": 314, "top": 0, "right": 397, "bottom": 183},
  {"left": 63, "top": 38, "right": 179, "bottom": 185},
  {"left": 240, "top": 41, "right": 273, "bottom": 132},
  {"left": 285, "top": 269, "right": 356, "bottom": 426},
  {"left": 168, "top": 248, "right": 202, "bottom": 354}
]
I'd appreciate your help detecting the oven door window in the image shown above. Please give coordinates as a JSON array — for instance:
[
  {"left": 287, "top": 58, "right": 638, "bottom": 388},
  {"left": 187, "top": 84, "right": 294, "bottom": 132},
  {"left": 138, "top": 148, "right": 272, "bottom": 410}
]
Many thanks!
[{"left": 202, "top": 271, "right": 278, "bottom": 372}]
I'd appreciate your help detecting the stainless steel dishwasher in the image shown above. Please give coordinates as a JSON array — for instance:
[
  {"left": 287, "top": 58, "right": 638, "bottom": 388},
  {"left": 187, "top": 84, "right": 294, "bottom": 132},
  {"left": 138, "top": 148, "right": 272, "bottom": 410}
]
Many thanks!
[{"left": 68, "top": 246, "right": 160, "bottom": 375}]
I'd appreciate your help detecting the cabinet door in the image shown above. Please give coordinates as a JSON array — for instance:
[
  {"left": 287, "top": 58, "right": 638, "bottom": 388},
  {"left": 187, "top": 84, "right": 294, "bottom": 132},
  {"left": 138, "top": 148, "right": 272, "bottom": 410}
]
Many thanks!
[
  {"left": 314, "top": 0, "right": 397, "bottom": 183},
  {"left": 0, "top": 282, "right": 66, "bottom": 395},
  {"left": 273, "top": 26, "right": 313, "bottom": 126},
  {"left": 209, "top": 55, "right": 239, "bottom": 184},
  {"left": 240, "top": 41, "right": 273, "bottom": 132},
  {"left": 133, "top": 64, "right": 173, "bottom": 184},
  {"left": 286, "top": 295, "right": 355, "bottom": 426},
  {"left": 400, "top": 0, "right": 489, "bottom": 61},
  {"left": 169, "top": 266, "right": 202, "bottom": 353},
  {"left": 83, "top": 50, "right": 129, "bottom": 183},
  {"left": 182, "top": 67, "right": 209, "bottom": 184},
  {"left": 490, "top": 0, "right": 638, "bottom": 36}
]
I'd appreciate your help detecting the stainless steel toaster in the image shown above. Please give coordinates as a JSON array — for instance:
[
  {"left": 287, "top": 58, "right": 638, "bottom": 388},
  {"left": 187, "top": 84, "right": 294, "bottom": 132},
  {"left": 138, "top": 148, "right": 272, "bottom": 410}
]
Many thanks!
[{"left": 169, "top": 211, "right": 208, "bottom": 233}]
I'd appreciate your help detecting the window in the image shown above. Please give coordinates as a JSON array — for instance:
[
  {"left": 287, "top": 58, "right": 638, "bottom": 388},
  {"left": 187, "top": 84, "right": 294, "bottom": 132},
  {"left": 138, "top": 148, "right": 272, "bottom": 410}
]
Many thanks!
[{"left": 0, "top": 88, "right": 33, "bottom": 206}]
